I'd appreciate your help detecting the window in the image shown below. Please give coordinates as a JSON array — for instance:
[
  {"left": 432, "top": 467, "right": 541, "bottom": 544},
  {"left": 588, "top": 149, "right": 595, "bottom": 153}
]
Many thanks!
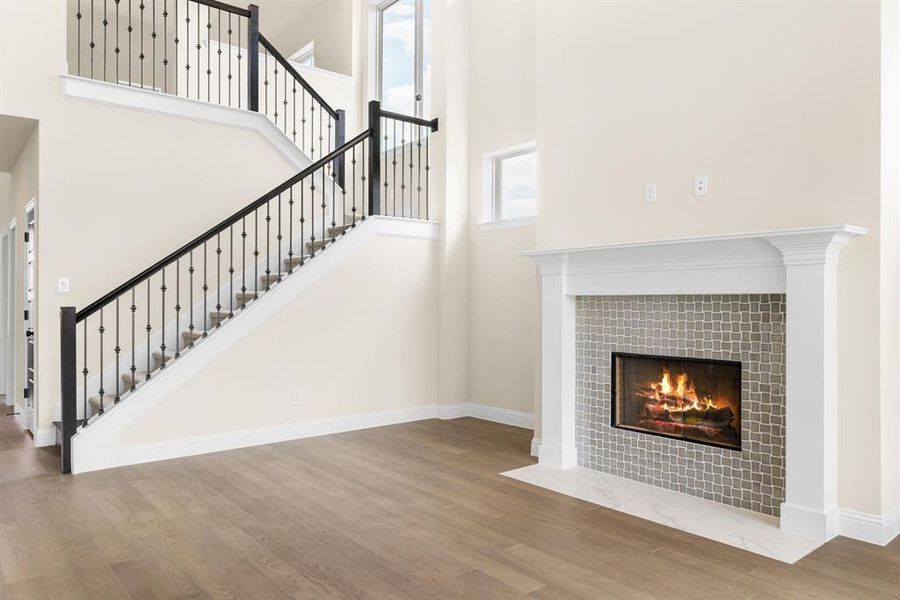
[
  {"left": 290, "top": 42, "right": 315, "bottom": 68},
  {"left": 483, "top": 144, "right": 537, "bottom": 226},
  {"left": 377, "top": 0, "right": 431, "bottom": 117}
]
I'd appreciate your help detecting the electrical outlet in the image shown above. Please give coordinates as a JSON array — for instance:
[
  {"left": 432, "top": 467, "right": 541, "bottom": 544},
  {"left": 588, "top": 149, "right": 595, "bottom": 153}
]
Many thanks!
[
  {"left": 644, "top": 183, "right": 657, "bottom": 204},
  {"left": 58, "top": 277, "right": 70, "bottom": 293},
  {"left": 292, "top": 391, "right": 302, "bottom": 407},
  {"left": 694, "top": 175, "right": 708, "bottom": 196}
]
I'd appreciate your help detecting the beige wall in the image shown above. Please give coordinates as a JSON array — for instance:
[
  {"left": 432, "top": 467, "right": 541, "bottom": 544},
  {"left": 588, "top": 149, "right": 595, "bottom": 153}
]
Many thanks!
[
  {"left": 0, "top": 0, "right": 298, "bottom": 436},
  {"left": 533, "top": 0, "right": 885, "bottom": 515},
  {"left": 252, "top": 0, "right": 353, "bottom": 76},
  {"left": 121, "top": 232, "right": 437, "bottom": 445},
  {"left": 466, "top": 0, "right": 537, "bottom": 416}
]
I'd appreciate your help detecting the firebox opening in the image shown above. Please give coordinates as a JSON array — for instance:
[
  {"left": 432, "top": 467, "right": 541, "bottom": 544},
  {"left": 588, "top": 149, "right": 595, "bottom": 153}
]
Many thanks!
[{"left": 611, "top": 352, "right": 742, "bottom": 451}]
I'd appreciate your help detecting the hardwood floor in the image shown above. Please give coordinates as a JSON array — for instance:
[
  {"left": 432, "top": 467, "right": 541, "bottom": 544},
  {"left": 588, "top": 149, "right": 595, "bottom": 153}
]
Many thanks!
[{"left": 0, "top": 413, "right": 898, "bottom": 599}]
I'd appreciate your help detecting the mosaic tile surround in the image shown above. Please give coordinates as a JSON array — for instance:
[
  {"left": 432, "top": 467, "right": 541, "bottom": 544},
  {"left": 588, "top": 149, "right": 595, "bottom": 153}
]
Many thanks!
[{"left": 575, "top": 294, "right": 786, "bottom": 516}]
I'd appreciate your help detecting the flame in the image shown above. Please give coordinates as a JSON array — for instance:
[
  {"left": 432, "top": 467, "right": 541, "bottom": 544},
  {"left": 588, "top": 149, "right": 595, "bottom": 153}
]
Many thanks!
[{"left": 642, "top": 368, "right": 719, "bottom": 413}]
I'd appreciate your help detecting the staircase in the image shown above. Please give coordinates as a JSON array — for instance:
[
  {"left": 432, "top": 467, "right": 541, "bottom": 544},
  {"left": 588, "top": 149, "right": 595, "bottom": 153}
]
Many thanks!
[{"left": 59, "top": 0, "right": 439, "bottom": 474}]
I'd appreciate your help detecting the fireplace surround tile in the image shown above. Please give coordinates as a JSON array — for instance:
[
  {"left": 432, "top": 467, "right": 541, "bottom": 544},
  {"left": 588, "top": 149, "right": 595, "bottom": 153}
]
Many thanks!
[{"left": 575, "top": 293, "right": 786, "bottom": 516}]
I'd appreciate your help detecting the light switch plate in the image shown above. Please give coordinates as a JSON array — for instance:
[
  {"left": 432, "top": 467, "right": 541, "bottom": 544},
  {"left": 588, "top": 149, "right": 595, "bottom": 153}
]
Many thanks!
[
  {"left": 694, "top": 175, "right": 708, "bottom": 196},
  {"left": 644, "top": 183, "right": 657, "bottom": 204},
  {"left": 58, "top": 277, "right": 70, "bottom": 293}
]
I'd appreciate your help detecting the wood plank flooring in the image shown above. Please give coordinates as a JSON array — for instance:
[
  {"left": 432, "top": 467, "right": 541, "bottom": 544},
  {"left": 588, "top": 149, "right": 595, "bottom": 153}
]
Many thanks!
[{"left": 0, "top": 412, "right": 898, "bottom": 599}]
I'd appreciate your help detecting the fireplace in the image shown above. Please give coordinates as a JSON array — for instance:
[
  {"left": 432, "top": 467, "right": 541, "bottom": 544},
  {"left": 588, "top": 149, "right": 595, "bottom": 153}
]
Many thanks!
[{"left": 611, "top": 352, "right": 742, "bottom": 451}]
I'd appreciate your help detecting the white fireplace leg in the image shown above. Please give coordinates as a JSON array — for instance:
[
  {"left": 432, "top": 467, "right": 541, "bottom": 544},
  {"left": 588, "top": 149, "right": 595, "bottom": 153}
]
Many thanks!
[
  {"left": 768, "top": 229, "right": 862, "bottom": 543},
  {"left": 537, "top": 265, "right": 577, "bottom": 469}
]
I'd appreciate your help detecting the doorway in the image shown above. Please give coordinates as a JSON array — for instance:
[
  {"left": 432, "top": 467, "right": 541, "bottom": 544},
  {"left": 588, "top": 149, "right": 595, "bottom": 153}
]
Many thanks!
[{"left": 24, "top": 202, "right": 35, "bottom": 433}]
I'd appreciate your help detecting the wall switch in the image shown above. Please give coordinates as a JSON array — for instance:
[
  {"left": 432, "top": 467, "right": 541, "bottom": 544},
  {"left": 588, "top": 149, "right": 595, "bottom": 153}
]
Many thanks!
[
  {"left": 292, "top": 391, "right": 302, "bottom": 407},
  {"left": 58, "top": 277, "right": 70, "bottom": 293},
  {"left": 694, "top": 175, "right": 709, "bottom": 196},
  {"left": 644, "top": 183, "right": 657, "bottom": 204}
]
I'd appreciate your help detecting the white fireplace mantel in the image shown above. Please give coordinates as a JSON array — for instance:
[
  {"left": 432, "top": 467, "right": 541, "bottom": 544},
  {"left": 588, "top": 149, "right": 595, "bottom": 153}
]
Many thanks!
[{"left": 522, "top": 225, "right": 866, "bottom": 543}]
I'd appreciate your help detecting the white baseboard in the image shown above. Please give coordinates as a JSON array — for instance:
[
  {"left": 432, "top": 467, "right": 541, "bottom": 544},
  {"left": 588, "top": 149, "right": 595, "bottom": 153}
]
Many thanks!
[
  {"left": 33, "top": 427, "right": 57, "bottom": 448},
  {"left": 530, "top": 437, "right": 541, "bottom": 457},
  {"left": 437, "top": 402, "right": 534, "bottom": 430},
  {"left": 838, "top": 505, "right": 900, "bottom": 546},
  {"left": 118, "top": 404, "right": 439, "bottom": 468}
]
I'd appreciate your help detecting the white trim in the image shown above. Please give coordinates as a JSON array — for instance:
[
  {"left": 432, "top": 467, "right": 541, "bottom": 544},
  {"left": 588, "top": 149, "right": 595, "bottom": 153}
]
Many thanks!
[
  {"left": 119, "top": 404, "right": 439, "bottom": 467},
  {"left": 290, "top": 41, "right": 315, "bottom": 67},
  {"left": 71, "top": 217, "right": 439, "bottom": 473},
  {"left": 838, "top": 505, "right": 900, "bottom": 546},
  {"left": 479, "top": 216, "right": 536, "bottom": 232},
  {"left": 436, "top": 402, "right": 534, "bottom": 429},
  {"left": 60, "top": 75, "right": 311, "bottom": 171},
  {"left": 523, "top": 225, "right": 866, "bottom": 544},
  {"left": 33, "top": 427, "right": 56, "bottom": 448},
  {"left": 530, "top": 436, "right": 540, "bottom": 457}
]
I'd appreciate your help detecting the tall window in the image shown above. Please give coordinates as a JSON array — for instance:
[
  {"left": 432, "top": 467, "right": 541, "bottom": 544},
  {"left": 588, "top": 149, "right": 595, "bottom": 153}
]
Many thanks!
[{"left": 378, "top": 0, "right": 431, "bottom": 117}]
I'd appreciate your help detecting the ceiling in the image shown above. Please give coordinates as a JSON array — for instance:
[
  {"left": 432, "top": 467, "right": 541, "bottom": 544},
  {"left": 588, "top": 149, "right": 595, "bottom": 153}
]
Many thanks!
[{"left": 0, "top": 115, "right": 38, "bottom": 172}]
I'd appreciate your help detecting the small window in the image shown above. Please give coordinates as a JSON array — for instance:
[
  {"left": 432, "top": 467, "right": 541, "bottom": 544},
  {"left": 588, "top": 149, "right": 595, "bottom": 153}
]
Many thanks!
[
  {"left": 291, "top": 42, "right": 315, "bottom": 68},
  {"left": 483, "top": 144, "right": 537, "bottom": 226}
]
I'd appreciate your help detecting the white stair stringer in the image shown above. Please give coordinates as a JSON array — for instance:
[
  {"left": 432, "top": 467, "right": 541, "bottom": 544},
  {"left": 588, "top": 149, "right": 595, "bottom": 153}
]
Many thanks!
[{"left": 70, "top": 216, "right": 439, "bottom": 473}]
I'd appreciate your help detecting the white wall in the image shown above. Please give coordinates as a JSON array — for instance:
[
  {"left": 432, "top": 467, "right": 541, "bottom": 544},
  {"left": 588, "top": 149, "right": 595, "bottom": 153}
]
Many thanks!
[{"left": 466, "top": 0, "right": 537, "bottom": 418}]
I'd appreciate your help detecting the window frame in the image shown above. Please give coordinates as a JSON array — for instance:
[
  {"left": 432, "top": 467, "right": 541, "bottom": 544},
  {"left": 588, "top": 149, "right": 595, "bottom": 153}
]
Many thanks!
[
  {"left": 376, "top": 0, "right": 427, "bottom": 117},
  {"left": 482, "top": 142, "right": 538, "bottom": 228}
]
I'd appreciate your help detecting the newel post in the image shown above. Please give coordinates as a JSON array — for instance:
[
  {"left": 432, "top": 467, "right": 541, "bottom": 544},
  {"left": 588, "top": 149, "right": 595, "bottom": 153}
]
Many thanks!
[
  {"left": 60, "top": 306, "right": 77, "bottom": 474},
  {"left": 367, "top": 100, "right": 381, "bottom": 216},
  {"left": 247, "top": 4, "right": 260, "bottom": 112}
]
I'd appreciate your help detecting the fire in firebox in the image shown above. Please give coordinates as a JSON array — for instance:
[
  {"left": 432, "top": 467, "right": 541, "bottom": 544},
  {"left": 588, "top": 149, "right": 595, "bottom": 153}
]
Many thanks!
[{"left": 611, "top": 352, "right": 742, "bottom": 451}]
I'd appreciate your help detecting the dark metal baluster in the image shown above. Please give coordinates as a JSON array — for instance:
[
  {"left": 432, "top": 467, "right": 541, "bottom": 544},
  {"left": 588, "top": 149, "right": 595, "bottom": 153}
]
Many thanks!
[
  {"left": 408, "top": 124, "right": 414, "bottom": 218},
  {"left": 215, "top": 232, "right": 221, "bottom": 325},
  {"left": 292, "top": 81, "right": 297, "bottom": 143},
  {"left": 103, "top": 0, "right": 108, "bottom": 81},
  {"left": 115, "top": 0, "right": 120, "bottom": 81},
  {"left": 318, "top": 105, "right": 323, "bottom": 161},
  {"left": 310, "top": 102, "right": 315, "bottom": 158},
  {"left": 90, "top": 0, "right": 95, "bottom": 79},
  {"left": 229, "top": 226, "right": 234, "bottom": 317},
  {"left": 283, "top": 66, "right": 288, "bottom": 136},
  {"left": 332, "top": 154, "right": 337, "bottom": 241},
  {"left": 425, "top": 131, "right": 430, "bottom": 219},
  {"left": 162, "top": 0, "right": 167, "bottom": 92},
  {"left": 227, "top": 13, "right": 232, "bottom": 106},
  {"left": 82, "top": 321, "right": 88, "bottom": 424},
  {"left": 309, "top": 174, "right": 316, "bottom": 257},
  {"left": 299, "top": 184, "right": 305, "bottom": 266},
  {"left": 206, "top": 6, "right": 211, "bottom": 102},
  {"left": 160, "top": 267, "right": 166, "bottom": 367},
  {"left": 115, "top": 297, "right": 121, "bottom": 402},
  {"left": 277, "top": 193, "right": 282, "bottom": 281},
  {"left": 401, "top": 122, "right": 406, "bottom": 217},
  {"left": 203, "top": 241, "right": 208, "bottom": 335},
  {"left": 288, "top": 187, "right": 294, "bottom": 271},
  {"left": 253, "top": 210, "right": 259, "bottom": 298},
  {"left": 236, "top": 16, "right": 241, "bottom": 108},
  {"left": 145, "top": 278, "right": 151, "bottom": 379},
  {"left": 393, "top": 119, "right": 398, "bottom": 216},
  {"left": 139, "top": 0, "right": 144, "bottom": 88},
  {"left": 128, "top": 0, "right": 132, "bottom": 85},
  {"left": 173, "top": 0, "right": 178, "bottom": 95},
  {"left": 264, "top": 200, "right": 271, "bottom": 289},
  {"left": 361, "top": 139, "right": 367, "bottom": 220},
  {"left": 151, "top": 0, "right": 156, "bottom": 90},
  {"left": 320, "top": 168, "right": 326, "bottom": 249},
  {"left": 417, "top": 124, "right": 423, "bottom": 217},
  {"left": 301, "top": 91, "right": 307, "bottom": 151},
  {"left": 98, "top": 307, "right": 105, "bottom": 413},
  {"left": 241, "top": 216, "right": 247, "bottom": 308},
  {"left": 175, "top": 258, "right": 181, "bottom": 358},
  {"left": 196, "top": 1, "right": 201, "bottom": 99},
  {"left": 274, "top": 56, "right": 279, "bottom": 127},
  {"left": 217, "top": 9, "right": 222, "bottom": 103},
  {"left": 264, "top": 47, "right": 270, "bottom": 119},
  {"left": 351, "top": 146, "right": 357, "bottom": 226},
  {"left": 77, "top": 0, "right": 82, "bottom": 76},
  {"left": 189, "top": 249, "right": 195, "bottom": 345},
  {"left": 130, "top": 287, "right": 136, "bottom": 390},
  {"left": 184, "top": 0, "right": 189, "bottom": 96},
  {"left": 383, "top": 117, "right": 389, "bottom": 217}
]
